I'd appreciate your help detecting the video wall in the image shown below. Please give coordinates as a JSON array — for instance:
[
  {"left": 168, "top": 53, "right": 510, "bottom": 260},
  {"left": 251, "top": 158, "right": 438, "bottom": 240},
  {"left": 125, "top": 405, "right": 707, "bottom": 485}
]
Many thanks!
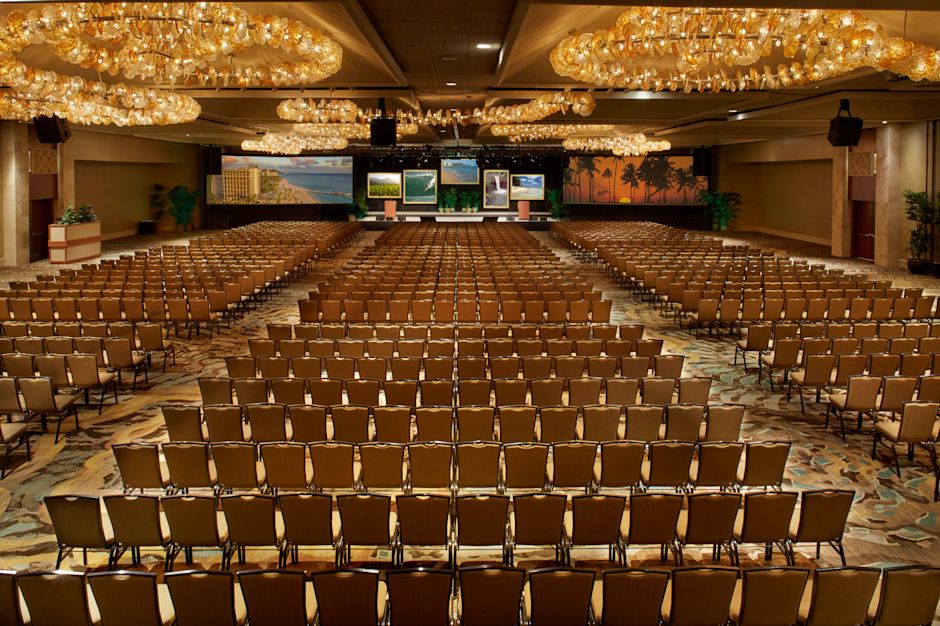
[
  {"left": 207, "top": 155, "right": 353, "bottom": 205},
  {"left": 564, "top": 155, "right": 706, "bottom": 204}
]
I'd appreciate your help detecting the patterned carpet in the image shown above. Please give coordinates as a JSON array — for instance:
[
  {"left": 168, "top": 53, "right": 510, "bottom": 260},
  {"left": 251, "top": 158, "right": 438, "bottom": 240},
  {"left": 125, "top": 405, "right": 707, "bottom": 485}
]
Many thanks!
[{"left": 0, "top": 228, "right": 937, "bottom": 597}]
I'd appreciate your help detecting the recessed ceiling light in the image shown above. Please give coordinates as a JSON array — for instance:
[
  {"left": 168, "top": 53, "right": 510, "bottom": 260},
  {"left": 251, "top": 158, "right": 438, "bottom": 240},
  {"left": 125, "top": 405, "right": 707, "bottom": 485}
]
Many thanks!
[
  {"left": 445, "top": 81, "right": 457, "bottom": 86},
  {"left": 882, "top": 120, "right": 888, "bottom": 124},
  {"left": 728, "top": 109, "right": 738, "bottom": 114},
  {"left": 475, "top": 43, "right": 496, "bottom": 50},
  {"left": 441, "top": 55, "right": 459, "bottom": 61}
]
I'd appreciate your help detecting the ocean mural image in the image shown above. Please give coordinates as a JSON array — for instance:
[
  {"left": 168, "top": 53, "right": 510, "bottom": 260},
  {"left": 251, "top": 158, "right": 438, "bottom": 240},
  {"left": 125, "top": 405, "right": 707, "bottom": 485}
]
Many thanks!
[
  {"left": 510, "top": 174, "right": 545, "bottom": 201},
  {"left": 440, "top": 158, "right": 479, "bottom": 185},
  {"left": 207, "top": 155, "right": 353, "bottom": 205},
  {"left": 403, "top": 169, "right": 438, "bottom": 204}
]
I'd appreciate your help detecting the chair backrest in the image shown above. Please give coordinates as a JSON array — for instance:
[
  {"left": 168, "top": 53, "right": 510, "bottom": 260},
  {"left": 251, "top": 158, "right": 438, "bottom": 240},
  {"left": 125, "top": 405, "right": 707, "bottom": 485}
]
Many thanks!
[
  {"left": 165, "top": 570, "right": 239, "bottom": 626},
  {"left": 804, "top": 567, "right": 881, "bottom": 626},
  {"left": 527, "top": 568, "right": 595, "bottom": 626},
  {"left": 551, "top": 441, "right": 597, "bottom": 488},
  {"left": 682, "top": 493, "right": 741, "bottom": 545},
  {"left": 739, "top": 441, "right": 791, "bottom": 488},
  {"left": 512, "top": 493, "right": 566, "bottom": 546},
  {"left": 693, "top": 441, "right": 743, "bottom": 488},
  {"left": 599, "top": 569, "right": 670, "bottom": 626},
  {"left": 870, "top": 566, "right": 940, "bottom": 626},
  {"left": 735, "top": 567, "right": 810, "bottom": 626},
  {"left": 112, "top": 443, "right": 164, "bottom": 490},
  {"left": 17, "top": 571, "right": 93, "bottom": 626},
  {"left": 843, "top": 375, "right": 882, "bottom": 410},
  {"left": 278, "top": 493, "right": 335, "bottom": 547},
  {"left": 44, "top": 495, "right": 109, "bottom": 549},
  {"left": 311, "top": 568, "right": 383, "bottom": 626},
  {"left": 87, "top": 571, "right": 165, "bottom": 626},
  {"left": 17, "top": 376, "right": 57, "bottom": 413},
  {"left": 222, "top": 494, "right": 278, "bottom": 547},
  {"left": 386, "top": 568, "right": 453, "bottom": 626},
  {"left": 668, "top": 567, "right": 738, "bottom": 625},
  {"left": 396, "top": 494, "right": 451, "bottom": 547},
  {"left": 646, "top": 440, "right": 694, "bottom": 487},
  {"left": 0, "top": 571, "right": 22, "bottom": 626},
  {"left": 793, "top": 489, "right": 855, "bottom": 543},
  {"left": 163, "top": 405, "right": 204, "bottom": 442},
  {"left": 738, "top": 491, "right": 799, "bottom": 544},
  {"left": 102, "top": 495, "right": 165, "bottom": 548},
  {"left": 896, "top": 401, "right": 940, "bottom": 441},
  {"left": 163, "top": 442, "right": 214, "bottom": 488},
  {"left": 458, "top": 565, "right": 525, "bottom": 626},
  {"left": 237, "top": 569, "right": 309, "bottom": 626},
  {"left": 570, "top": 494, "right": 625, "bottom": 546},
  {"left": 161, "top": 495, "right": 222, "bottom": 547},
  {"left": 626, "top": 493, "right": 683, "bottom": 545},
  {"left": 309, "top": 441, "right": 356, "bottom": 489},
  {"left": 337, "top": 494, "right": 392, "bottom": 545},
  {"left": 455, "top": 494, "right": 510, "bottom": 546},
  {"left": 68, "top": 354, "right": 102, "bottom": 386},
  {"left": 408, "top": 442, "right": 453, "bottom": 488}
]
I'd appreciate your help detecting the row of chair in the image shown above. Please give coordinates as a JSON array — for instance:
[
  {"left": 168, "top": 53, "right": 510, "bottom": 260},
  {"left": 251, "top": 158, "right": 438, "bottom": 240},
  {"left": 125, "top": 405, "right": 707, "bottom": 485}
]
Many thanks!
[
  {"left": 10, "top": 563, "right": 937, "bottom": 626},
  {"left": 264, "top": 321, "right": 645, "bottom": 342},
  {"left": 197, "top": 376, "right": 715, "bottom": 409},
  {"left": 44, "top": 488, "right": 851, "bottom": 573},
  {"left": 166, "top": 401, "right": 744, "bottom": 444},
  {"left": 113, "top": 439, "right": 789, "bottom": 495}
]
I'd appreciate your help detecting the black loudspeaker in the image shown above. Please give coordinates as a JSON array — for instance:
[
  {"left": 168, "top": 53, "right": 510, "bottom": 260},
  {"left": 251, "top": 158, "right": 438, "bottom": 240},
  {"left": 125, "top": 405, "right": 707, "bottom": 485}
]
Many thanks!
[
  {"left": 33, "top": 115, "right": 70, "bottom": 144},
  {"left": 205, "top": 146, "right": 222, "bottom": 175},
  {"left": 370, "top": 118, "right": 397, "bottom": 147},
  {"left": 828, "top": 116, "right": 863, "bottom": 147},
  {"left": 692, "top": 148, "right": 710, "bottom": 177}
]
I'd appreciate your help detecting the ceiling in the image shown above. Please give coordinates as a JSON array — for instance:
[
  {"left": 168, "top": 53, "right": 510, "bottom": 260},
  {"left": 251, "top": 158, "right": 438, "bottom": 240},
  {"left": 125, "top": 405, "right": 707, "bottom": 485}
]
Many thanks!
[{"left": 7, "top": 0, "right": 940, "bottom": 148}]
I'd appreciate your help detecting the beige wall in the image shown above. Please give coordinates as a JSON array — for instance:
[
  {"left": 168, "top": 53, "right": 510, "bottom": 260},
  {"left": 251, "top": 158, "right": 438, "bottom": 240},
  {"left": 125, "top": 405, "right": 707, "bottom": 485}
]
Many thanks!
[
  {"left": 717, "top": 134, "right": 837, "bottom": 246},
  {"left": 60, "top": 129, "right": 201, "bottom": 238}
]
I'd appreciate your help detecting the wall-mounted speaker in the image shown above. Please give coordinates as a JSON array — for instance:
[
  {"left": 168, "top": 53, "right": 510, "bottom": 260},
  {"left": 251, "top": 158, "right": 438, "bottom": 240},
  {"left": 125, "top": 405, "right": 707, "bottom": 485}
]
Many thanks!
[
  {"left": 205, "top": 146, "right": 222, "bottom": 175},
  {"left": 33, "top": 115, "right": 71, "bottom": 144},
  {"left": 370, "top": 118, "right": 397, "bottom": 147},
  {"left": 692, "top": 148, "right": 710, "bottom": 177}
]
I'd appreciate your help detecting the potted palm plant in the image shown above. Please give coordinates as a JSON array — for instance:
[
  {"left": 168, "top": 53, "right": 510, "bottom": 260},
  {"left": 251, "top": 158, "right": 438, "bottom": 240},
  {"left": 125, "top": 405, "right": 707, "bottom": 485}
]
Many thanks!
[
  {"left": 440, "top": 188, "right": 458, "bottom": 213},
  {"left": 546, "top": 188, "right": 567, "bottom": 220},
  {"left": 166, "top": 185, "right": 200, "bottom": 231},
  {"left": 903, "top": 189, "right": 938, "bottom": 274},
  {"left": 348, "top": 187, "right": 368, "bottom": 221},
  {"left": 48, "top": 204, "right": 100, "bottom": 264},
  {"left": 697, "top": 189, "right": 742, "bottom": 232}
]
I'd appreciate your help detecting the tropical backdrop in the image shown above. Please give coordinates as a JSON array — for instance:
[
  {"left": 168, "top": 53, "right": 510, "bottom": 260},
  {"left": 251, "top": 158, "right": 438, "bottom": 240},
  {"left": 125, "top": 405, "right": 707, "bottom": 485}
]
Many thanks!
[{"left": 564, "top": 155, "right": 707, "bottom": 204}]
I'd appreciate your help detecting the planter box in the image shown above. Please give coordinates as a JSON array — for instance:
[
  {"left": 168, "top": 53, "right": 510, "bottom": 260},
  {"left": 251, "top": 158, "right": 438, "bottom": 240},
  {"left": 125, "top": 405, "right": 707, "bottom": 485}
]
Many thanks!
[{"left": 48, "top": 221, "right": 101, "bottom": 264}]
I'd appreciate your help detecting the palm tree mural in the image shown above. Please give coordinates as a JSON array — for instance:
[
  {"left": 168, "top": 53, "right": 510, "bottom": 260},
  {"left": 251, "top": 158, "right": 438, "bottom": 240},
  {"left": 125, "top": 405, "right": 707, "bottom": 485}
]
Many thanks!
[
  {"left": 636, "top": 157, "right": 656, "bottom": 202},
  {"left": 620, "top": 162, "right": 639, "bottom": 202},
  {"left": 601, "top": 167, "right": 613, "bottom": 200},
  {"left": 563, "top": 166, "right": 576, "bottom": 201},
  {"left": 672, "top": 165, "right": 699, "bottom": 202},
  {"left": 579, "top": 155, "right": 598, "bottom": 202}
]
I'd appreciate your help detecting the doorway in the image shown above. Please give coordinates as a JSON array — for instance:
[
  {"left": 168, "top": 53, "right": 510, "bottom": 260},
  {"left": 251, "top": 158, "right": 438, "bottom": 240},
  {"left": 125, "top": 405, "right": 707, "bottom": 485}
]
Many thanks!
[
  {"left": 29, "top": 199, "right": 54, "bottom": 263},
  {"left": 851, "top": 201, "right": 875, "bottom": 261}
]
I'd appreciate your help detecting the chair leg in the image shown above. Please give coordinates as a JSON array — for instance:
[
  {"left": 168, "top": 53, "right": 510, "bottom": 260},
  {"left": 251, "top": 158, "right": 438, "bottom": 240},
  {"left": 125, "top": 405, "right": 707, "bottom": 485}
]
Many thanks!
[{"left": 0, "top": 443, "right": 10, "bottom": 479}]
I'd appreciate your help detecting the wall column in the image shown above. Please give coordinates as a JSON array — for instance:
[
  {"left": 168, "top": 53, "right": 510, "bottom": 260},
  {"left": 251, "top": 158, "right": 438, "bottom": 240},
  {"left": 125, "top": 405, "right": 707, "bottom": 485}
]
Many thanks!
[
  {"left": 831, "top": 146, "right": 851, "bottom": 257},
  {"left": 0, "top": 121, "right": 30, "bottom": 267}
]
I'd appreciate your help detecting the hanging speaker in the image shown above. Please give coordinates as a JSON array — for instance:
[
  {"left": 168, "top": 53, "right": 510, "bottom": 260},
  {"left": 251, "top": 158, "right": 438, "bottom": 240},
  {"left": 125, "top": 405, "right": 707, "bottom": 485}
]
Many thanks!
[
  {"left": 370, "top": 118, "right": 397, "bottom": 147},
  {"left": 33, "top": 115, "right": 71, "bottom": 144},
  {"left": 205, "top": 146, "right": 222, "bottom": 175},
  {"left": 692, "top": 148, "right": 710, "bottom": 177},
  {"left": 828, "top": 117, "right": 863, "bottom": 147}
]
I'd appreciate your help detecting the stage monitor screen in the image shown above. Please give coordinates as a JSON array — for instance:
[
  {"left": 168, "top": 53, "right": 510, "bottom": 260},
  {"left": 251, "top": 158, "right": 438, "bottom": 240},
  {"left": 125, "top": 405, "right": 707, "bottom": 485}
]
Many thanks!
[
  {"left": 564, "top": 155, "right": 707, "bottom": 204},
  {"left": 207, "top": 155, "right": 353, "bottom": 205}
]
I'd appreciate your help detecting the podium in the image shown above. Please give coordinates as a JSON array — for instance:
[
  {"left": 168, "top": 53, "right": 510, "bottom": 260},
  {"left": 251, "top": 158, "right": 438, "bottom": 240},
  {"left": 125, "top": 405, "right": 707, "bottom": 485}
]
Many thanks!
[
  {"left": 517, "top": 200, "right": 530, "bottom": 220},
  {"left": 384, "top": 200, "right": 397, "bottom": 220}
]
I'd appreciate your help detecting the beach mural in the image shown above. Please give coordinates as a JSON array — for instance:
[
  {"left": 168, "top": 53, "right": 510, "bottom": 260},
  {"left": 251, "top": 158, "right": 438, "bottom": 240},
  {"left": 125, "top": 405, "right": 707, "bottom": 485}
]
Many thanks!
[
  {"left": 207, "top": 155, "right": 353, "bottom": 205},
  {"left": 440, "top": 158, "right": 479, "bottom": 185},
  {"left": 367, "top": 172, "right": 402, "bottom": 198},
  {"left": 510, "top": 174, "right": 545, "bottom": 201},
  {"left": 483, "top": 169, "right": 510, "bottom": 209},
  {"left": 563, "top": 155, "right": 707, "bottom": 204},
  {"left": 403, "top": 169, "right": 438, "bottom": 204}
]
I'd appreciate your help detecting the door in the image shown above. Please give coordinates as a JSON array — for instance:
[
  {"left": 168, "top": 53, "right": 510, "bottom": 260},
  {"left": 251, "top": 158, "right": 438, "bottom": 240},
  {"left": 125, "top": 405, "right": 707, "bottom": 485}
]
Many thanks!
[
  {"left": 29, "top": 199, "right": 54, "bottom": 263},
  {"left": 852, "top": 201, "right": 875, "bottom": 261}
]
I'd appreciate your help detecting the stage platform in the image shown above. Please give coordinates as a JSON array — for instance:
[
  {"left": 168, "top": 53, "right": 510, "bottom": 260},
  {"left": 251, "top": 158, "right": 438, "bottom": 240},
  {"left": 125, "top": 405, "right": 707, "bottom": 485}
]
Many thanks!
[{"left": 361, "top": 210, "right": 553, "bottom": 224}]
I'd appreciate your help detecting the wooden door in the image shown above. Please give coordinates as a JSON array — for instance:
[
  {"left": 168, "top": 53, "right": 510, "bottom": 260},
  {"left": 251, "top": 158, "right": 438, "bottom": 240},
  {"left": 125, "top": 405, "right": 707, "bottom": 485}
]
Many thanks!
[
  {"left": 852, "top": 201, "right": 875, "bottom": 261},
  {"left": 29, "top": 199, "right": 54, "bottom": 262}
]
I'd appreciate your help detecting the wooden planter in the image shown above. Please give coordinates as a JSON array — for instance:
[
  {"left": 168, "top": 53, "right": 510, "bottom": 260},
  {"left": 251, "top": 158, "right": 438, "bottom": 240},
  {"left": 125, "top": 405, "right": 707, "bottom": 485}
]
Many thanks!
[{"left": 48, "top": 221, "right": 101, "bottom": 264}]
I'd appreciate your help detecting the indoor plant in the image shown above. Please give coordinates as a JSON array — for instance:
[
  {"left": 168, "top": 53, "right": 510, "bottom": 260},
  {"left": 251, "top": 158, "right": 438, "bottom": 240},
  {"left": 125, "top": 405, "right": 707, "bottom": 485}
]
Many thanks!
[
  {"left": 149, "top": 184, "right": 166, "bottom": 231},
  {"left": 440, "top": 187, "right": 458, "bottom": 213},
  {"left": 546, "top": 188, "right": 567, "bottom": 220},
  {"left": 697, "top": 189, "right": 742, "bottom": 232},
  {"left": 902, "top": 189, "right": 938, "bottom": 274},
  {"left": 460, "top": 189, "right": 479, "bottom": 213},
  {"left": 166, "top": 185, "right": 200, "bottom": 231},
  {"left": 57, "top": 203, "right": 97, "bottom": 224},
  {"left": 348, "top": 187, "right": 369, "bottom": 220}
]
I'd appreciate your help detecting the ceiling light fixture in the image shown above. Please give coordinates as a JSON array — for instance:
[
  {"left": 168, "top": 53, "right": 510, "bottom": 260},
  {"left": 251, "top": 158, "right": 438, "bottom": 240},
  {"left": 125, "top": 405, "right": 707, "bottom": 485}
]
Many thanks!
[
  {"left": 562, "top": 134, "right": 672, "bottom": 156},
  {"left": 550, "top": 7, "right": 940, "bottom": 92},
  {"left": 491, "top": 123, "right": 615, "bottom": 141},
  {"left": 728, "top": 109, "right": 739, "bottom": 114},
  {"left": 241, "top": 133, "right": 348, "bottom": 155},
  {"left": 445, "top": 82, "right": 458, "bottom": 86},
  {"left": 0, "top": 2, "right": 343, "bottom": 87},
  {"left": 476, "top": 43, "right": 496, "bottom": 50}
]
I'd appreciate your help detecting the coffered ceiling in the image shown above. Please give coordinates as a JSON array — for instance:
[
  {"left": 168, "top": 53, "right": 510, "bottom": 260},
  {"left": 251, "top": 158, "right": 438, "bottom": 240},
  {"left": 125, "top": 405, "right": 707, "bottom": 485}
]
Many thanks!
[{"left": 7, "top": 0, "right": 940, "bottom": 148}]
